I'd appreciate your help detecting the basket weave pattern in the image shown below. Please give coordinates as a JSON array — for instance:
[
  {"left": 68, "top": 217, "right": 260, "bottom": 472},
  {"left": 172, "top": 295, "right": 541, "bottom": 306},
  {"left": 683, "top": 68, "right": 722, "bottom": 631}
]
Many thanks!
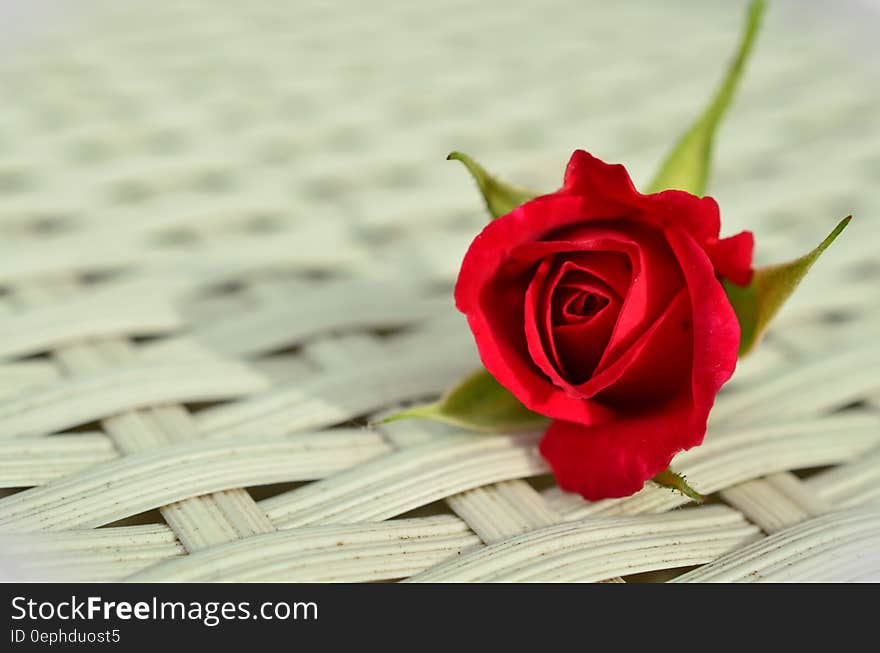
[{"left": 0, "top": 0, "right": 878, "bottom": 582}]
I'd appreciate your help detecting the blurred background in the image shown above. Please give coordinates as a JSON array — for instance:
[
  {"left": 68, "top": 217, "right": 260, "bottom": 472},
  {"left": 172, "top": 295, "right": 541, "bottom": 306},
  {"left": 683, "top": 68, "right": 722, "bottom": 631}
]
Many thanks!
[
  {"left": 0, "top": 0, "right": 877, "bottom": 275},
  {"left": 0, "top": 0, "right": 878, "bottom": 581}
]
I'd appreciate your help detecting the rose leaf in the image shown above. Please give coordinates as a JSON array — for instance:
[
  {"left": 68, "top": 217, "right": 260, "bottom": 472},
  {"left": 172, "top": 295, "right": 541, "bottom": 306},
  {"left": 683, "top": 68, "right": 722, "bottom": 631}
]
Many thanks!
[
  {"left": 652, "top": 468, "right": 704, "bottom": 503},
  {"left": 379, "top": 368, "right": 549, "bottom": 433},
  {"left": 448, "top": 151, "right": 538, "bottom": 220},
  {"left": 724, "top": 216, "right": 851, "bottom": 356},
  {"left": 647, "top": 0, "right": 765, "bottom": 195}
]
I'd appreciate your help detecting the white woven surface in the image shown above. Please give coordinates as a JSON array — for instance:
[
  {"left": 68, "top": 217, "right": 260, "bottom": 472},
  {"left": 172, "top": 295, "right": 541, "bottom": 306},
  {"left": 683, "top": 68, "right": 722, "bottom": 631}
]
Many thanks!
[{"left": 0, "top": 0, "right": 878, "bottom": 582}]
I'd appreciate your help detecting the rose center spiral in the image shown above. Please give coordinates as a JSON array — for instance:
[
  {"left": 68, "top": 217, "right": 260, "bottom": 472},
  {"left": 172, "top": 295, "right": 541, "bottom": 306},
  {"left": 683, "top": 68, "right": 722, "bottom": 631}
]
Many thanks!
[{"left": 564, "top": 292, "right": 609, "bottom": 319}]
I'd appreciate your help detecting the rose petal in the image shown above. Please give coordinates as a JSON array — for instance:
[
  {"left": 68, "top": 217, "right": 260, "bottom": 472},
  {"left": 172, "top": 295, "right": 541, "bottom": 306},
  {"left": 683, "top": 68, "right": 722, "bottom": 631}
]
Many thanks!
[
  {"left": 704, "top": 231, "right": 754, "bottom": 286},
  {"left": 454, "top": 151, "right": 742, "bottom": 442},
  {"left": 458, "top": 240, "right": 616, "bottom": 424},
  {"left": 553, "top": 284, "right": 611, "bottom": 324},
  {"left": 562, "top": 150, "right": 722, "bottom": 243},
  {"left": 552, "top": 302, "right": 620, "bottom": 384},
  {"left": 525, "top": 260, "right": 621, "bottom": 386},
  {"left": 527, "top": 285, "right": 691, "bottom": 410},
  {"left": 639, "top": 190, "right": 722, "bottom": 243},
  {"left": 524, "top": 257, "right": 569, "bottom": 386},
  {"left": 538, "top": 228, "right": 739, "bottom": 500},
  {"left": 665, "top": 226, "right": 740, "bottom": 426},
  {"left": 550, "top": 266, "right": 621, "bottom": 382},
  {"left": 562, "top": 150, "right": 641, "bottom": 209},
  {"left": 594, "top": 288, "right": 692, "bottom": 407},
  {"left": 511, "top": 221, "right": 683, "bottom": 369},
  {"left": 455, "top": 194, "right": 596, "bottom": 307},
  {"left": 539, "top": 400, "right": 691, "bottom": 501},
  {"left": 508, "top": 234, "right": 639, "bottom": 291},
  {"left": 566, "top": 287, "right": 689, "bottom": 400},
  {"left": 556, "top": 251, "right": 632, "bottom": 299}
]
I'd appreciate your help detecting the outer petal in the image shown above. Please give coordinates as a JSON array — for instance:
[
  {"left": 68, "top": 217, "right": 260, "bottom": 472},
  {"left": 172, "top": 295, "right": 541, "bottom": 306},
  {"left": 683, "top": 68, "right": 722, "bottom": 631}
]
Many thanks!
[
  {"left": 562, "top": 150, "right": 641, "bottom": 207},
  {"left": 665, "top": 225, "right": 741, "bottom": 428},
  {"left": 562, "top": 150, "right": 722, "bottom": 243},
  {"left": 454, "top": 200, "right": 617, "bottom": 424},
  {"left": 454, "top": 194, "right": 622, "bottom": 425},
  {"left": 704, "top": 231, "right": 754, "bottom": 286},
  {"left": 539, "top": 402, "right": 690, "bottom": 500},
  {"left": 562, "top": 150, "right": 753, "bottom": 282}
]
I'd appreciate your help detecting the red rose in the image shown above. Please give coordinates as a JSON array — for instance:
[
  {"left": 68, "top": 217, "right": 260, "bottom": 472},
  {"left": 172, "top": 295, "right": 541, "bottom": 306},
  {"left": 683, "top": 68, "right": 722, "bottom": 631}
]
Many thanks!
[{"left": 454, "top": 150, "right": 754, "bottom": 500}]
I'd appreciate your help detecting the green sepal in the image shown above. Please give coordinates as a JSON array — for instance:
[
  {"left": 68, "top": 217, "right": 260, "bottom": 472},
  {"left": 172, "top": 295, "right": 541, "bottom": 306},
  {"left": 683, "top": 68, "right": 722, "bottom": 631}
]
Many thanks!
[
  {"left": 652, "top": 468, "right": 704, "bottom": 502},
  {"left": 647, "top": 0, "right": 765, "bottom": 195},
  {"left": 379, "top": 368, "right": 548, "bottom": 433},
  {"left": 448, "top": 151, "right": 538, "bottom": 220},
  {"left": 724, "top": 216, "right": 851, "bottom": 355}
]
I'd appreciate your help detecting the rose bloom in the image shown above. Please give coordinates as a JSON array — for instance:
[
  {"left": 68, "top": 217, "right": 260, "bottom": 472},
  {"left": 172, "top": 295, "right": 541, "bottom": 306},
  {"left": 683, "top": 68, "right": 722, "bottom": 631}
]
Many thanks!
[{"left": 455, "top": 150, "right": 754, "bottom": 500}]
